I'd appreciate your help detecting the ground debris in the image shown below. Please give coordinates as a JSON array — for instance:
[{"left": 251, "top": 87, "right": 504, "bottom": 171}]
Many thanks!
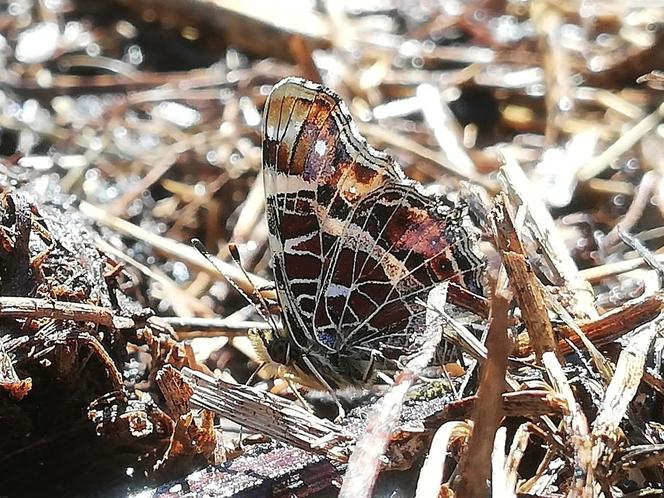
[{"left": 0, "top": 0, "right": 663, "bottom": 497}]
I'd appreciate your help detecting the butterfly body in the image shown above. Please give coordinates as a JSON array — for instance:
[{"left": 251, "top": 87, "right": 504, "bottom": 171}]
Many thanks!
[{"left": 258, "top": 77, "right": 486, "bottom": 389}]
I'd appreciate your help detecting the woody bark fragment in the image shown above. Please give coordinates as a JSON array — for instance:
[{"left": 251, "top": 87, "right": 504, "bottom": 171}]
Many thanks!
[
  {"left": 492, "top": 193, "right": 559, "bottom": 362},
  {"left": 423, "top": 390, "right": 568, "bottom": 426},
  {"left": 182, "top": 367, "right": 353, "bottom": 462}
]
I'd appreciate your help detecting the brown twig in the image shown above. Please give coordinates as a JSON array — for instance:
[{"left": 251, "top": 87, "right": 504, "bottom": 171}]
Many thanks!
[
  {"left": 455, "top": 291, "right": 511, "bottom": 498},
  {"left": 0, "top": 296, "right": 133, "bottom": 329}
]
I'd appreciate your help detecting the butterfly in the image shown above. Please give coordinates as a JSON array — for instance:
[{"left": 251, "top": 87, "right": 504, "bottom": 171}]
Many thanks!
[{"left": 252, "top": 77, "right": 486, "bottom": 392}]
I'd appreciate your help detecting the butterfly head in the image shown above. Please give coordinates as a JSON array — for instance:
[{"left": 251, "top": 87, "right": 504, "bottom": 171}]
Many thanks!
[
  {"left": 248, "top": 327, "right": 327, "bottom": 388},
  {"left": 249, "top": 327, "right": 290, "bottom": 364}
]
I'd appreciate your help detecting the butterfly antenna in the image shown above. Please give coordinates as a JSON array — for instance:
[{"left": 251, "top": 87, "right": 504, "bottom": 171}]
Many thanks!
[
  {"left": 227, "top": 243, "right": 281, "bottom": 332},
  {"left": 191, "top": 238, "right": 279, "bottom": 332}
]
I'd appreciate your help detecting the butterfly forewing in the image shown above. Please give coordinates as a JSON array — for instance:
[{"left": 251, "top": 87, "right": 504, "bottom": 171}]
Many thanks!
[{"left": 262, "top": 77, "right": 486, "bottom": 384}]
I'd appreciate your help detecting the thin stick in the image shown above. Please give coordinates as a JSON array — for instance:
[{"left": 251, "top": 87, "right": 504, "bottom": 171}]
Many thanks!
[
  {"left": 579, "top": 253, "right": 664, "bottom": 282},
  {"left": 455, "top": 292, "right": 511, "bottom": 498},
  {"left": 577, "top": 103, "right": 664, "bottom": 181},
  {"left": 0, "top": 296, "right": 133, "bottom": 329},
  {"left": 79, "top": 201, "right": 273, "bottom": 296},
  {"left": 162, "top": 316, "right": 270, "bottom": 336}
]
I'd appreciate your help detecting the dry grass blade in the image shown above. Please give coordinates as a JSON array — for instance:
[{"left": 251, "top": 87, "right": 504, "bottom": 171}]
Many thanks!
[
  {"left": 79, "top": 201, "right": 273, "bottom": 297},
  {"left": 577, "top": 103, "right": 664, "bottom": 181},
  {"left": 162, "top": 316, "right": 270, "bottom": 337},
  {"left": 339, "top": 283, "right": 449, "bottom": 498},
  {"left": 542, "top": 286, "right": 613, "bottom": 384},
  {"left": 417, "top": 84, "right": 477, "bottom": 179},
  {"left": 357, "top": 122, "right": 496, "bottom": 189},
  {"left": 542, "top": 352, "right": 593, "bottom": 497},
  {"left": 428, "top": 299, "right": 489, "bottom": 363},
  {"left": 591, "top": 312, "right": 664, "bottom": 478},
  {"left": 498, "top": 158, "right": 596, "bottom": 320},
  {"left": 580, "top": 254, "right": 664, "bottom": 283},
  {"left": 602, "top": 171, "right": 660, "bottom": 250}
]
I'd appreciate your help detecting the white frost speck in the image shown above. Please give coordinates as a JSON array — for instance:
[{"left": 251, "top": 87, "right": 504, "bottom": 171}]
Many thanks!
[
  {"left": 16, "top": 23, "right": 59, "bottom": 64},
  {"left": 153, "top": 101, "right": 200, "bottom": 128},
  {"left": 314, "top": 139, "right": 327, "bottom": 156}
]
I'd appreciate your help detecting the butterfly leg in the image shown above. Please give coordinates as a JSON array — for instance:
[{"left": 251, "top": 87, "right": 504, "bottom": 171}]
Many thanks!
[
  {"left": 361, "top": 348, "right": 385, "bottom": 383},
  {"left": 329, "top": 392, "right": 346, "bottom": 423},
  {"left": 286, "top": 377, "right": 315, "bottom": 412},
  {"left": 301, "top": 355, "right": 346, "bottom": 421}
]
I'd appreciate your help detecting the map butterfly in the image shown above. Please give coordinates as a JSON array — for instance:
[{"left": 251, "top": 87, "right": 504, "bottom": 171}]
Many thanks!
[{"left": 253, "top": 77, "right": 486, "bottom": 391}]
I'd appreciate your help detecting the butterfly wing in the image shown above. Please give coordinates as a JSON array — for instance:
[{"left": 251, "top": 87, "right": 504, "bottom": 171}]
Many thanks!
[
  {"left": 319, "top": 183, "right": 485, "bottom": 362},
  {"left": 262, "top": 78, "right": 485, "bottom": 375}
]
